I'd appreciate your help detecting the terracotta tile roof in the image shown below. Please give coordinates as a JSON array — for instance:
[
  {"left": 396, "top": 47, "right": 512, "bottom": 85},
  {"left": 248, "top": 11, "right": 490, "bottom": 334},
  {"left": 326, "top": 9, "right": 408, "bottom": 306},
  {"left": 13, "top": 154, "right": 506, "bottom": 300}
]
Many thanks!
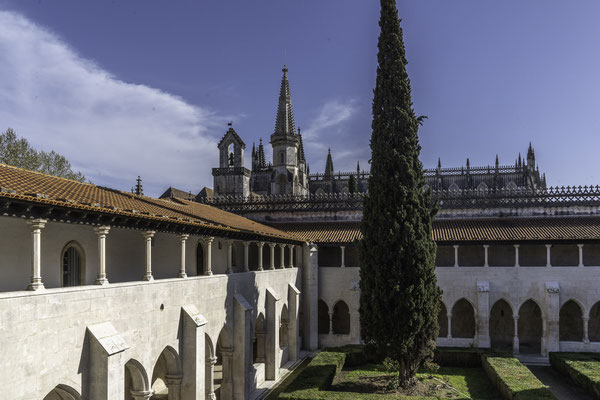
[
  {"left": 272, "top": 217, "right": 600, "bottom": 244},
  {"left": 0, "top": 163, "right": 302, "bottom": 243},
  {"left": 159, "top": 187, "right": 192, "bottom": 200}
]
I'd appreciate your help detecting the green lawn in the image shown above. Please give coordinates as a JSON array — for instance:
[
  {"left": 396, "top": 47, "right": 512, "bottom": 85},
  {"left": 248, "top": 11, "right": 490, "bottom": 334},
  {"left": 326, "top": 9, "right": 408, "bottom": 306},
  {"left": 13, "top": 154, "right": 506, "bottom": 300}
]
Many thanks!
[{"left": 331, "top": 364, "right": 502, "bottom": 400}]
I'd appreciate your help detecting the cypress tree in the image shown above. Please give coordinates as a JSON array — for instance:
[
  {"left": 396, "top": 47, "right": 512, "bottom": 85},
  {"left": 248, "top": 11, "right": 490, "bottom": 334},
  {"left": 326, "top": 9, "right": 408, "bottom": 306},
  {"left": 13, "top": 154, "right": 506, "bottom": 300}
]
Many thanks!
[
  {"left": 359, "top": 0, "right": 441, "bottom": 388},
  {"left": 348, "top": 174, "right": 358, "bottom": 194}
]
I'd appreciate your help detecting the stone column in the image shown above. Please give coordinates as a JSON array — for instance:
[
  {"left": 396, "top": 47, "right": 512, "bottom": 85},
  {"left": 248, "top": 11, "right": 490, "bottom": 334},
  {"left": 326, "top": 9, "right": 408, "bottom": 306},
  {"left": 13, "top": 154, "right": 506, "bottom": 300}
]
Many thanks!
[
  {"left": 514, "top": 244, "right": 520, "bottom": 268},
  {"left": 242, "top": 241, "right": 251, "bottom": 272},
  {"left": 304, "top": 243, "right": 319, "bottom": 350},
  {"left": 279, "top": 244, "right": 286, "bottom": 268},
  {"left": 447, "top": 313, "right": 453, "bottom": 339},
  {"left": 204, "top": 237, "right": 214, "bottom": 276},
  {"left": 94, "top": 225, "right": 110, "bottom": 285},
  {"left": 130, "top": 390, "right": 153, "bottom": 400},
  {"left": 164, "top": 375, "right": 182, "bottom": 400},
  {"left": 178, "top": 234, "right": 189, "bottom": 278},
  {"left": 288, "top": 244, "right": 295, "bottom": 268},
  {"left": 512, "top": 315, "right": 520, "bottom": 354},
  {"left": 476, "top": 281, "right": 490, "bottom": 348},
  {"left": 328, "top": 312, "right": 333, "bottom": 334},
  {"left": 27, "top": 218, "right": 47, "bottom": 291},
  {"left": 340, "top": 246, "right": 345, "bottom": 268},
  {"left": 545, "top": 282, "right": 561, "bottom": 354},
  {"left": 220, "top": 348, "right": 234, "bottom": 400},
  {"left": 205, "top": 356, "right": 217, "bottom": 400},
  {"left": 141, "top": 231, "right": 155, "bottom": 281},
  {"left": 578, "top": 244, "right": 584, "bottom": 267},
  {"left": 483, "top": 245, "right": 489, "bottom": 267},
  {"left": 257, "top": 242, "right": 265, "bottom": 271},
  {"left": 453, "top": 245, "right": 459, "bottom": 268},
  {"left": 269, "top": 243, "right": 276, "bottom": 270},
  {"left": 584, "top": 317, "right": 590, "bottom": 344},
  {"left": 225, "top": 239, "right": 233, "bottom": 274},
  {"left": 546, "top": 244, "right": 552, "bottom": 267}
]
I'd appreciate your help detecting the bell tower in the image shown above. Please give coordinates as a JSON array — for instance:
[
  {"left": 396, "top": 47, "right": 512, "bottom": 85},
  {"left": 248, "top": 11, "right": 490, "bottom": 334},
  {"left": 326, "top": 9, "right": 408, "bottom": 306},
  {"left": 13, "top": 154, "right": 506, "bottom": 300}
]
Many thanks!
[{"left": 212, "top": 123, "right": 250, "bottom": 197}]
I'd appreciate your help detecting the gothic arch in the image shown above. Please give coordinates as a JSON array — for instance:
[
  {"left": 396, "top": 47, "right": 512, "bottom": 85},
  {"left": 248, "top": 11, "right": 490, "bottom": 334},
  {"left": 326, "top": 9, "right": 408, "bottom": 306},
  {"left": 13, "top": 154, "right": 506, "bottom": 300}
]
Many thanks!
[
  {"left": 318, "top": 300, "right": 329, "bottom": 334},
  {"left": 253, "top": 313, "right": 266, "bottom": 364},
  {"left": 43, "top": 385, "right": 81, "bottom": 400},
  {"left": 589, "top": 301, "right": 600, "bottom": 342},
  {"left": 518, "top": 299, "right": 543, "bottom": 353},
  {"left": 215, "top": 326, "right": 233, "bottom": 400},
  {"left": 151, "top": 346, "right": 182, "bottom": 398},
  {"left": 315, "top": 188, "right": 326, "bottom": 196},
  {"left": 451, "top": 298, "right": 476, "bottom": 338},
  {"left": 477, "top": 182, "right": 488, "bottom": 191},
  {"left": 489, "top": 299, "right": 514, "bottom": 350},
  {"left": 196, "top": 240, "right": 205, "bottom": 275},
  {"left": 61, "top": 241, "right": 85, "bottom": 287},
  {"left": 506, "top": 181, "right": 518, "bottom": 190},
  {"left": 205, "top": 333, "right": 215, "bottom": 400},
  {"left": 448, "top": 183, "right": 460, "bottom": 192},
  {"left": 332, "top": 300, "right": 350, "bottom": 334},
  {"left": 438, "top": 301, "right": 448, "bottom": 338},
  {"left": 124, "top": 359, "right": 150, "bottom": 399},
  {"left": 560, "top": 300, "right": 584, "bottom": 342}
]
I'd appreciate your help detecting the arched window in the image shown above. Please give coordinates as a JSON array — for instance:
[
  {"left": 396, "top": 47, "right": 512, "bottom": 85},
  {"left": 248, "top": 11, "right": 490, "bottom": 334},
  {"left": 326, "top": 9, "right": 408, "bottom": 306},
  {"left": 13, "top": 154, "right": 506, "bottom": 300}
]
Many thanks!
[
  {"left": 489, "top": 299, "right": 513, "bottom": 350},
  {"left": 280, "top": 304, "right": 289, "bottom": 347},
  {"left": 318, "top": 300, "right": 329, "bottom": 334},
  {"left": 332, "top": 301, "right": 350, "bottom": 334},
  {"left": 196, "top": 242, "right": 204, "bottom": 275},
  {"left": 451, "top": 298, "right": 475, "bottom": 338},
  {"left": 438, "top": 301, "right": 448, "bottom": 338},
  {"left": 151, "top": 347, "right": 181, "bottom": 398},
  {"left": 559, "top": 300, "right": 583, "bottom": 342},
  {"left": 62, "top": 242, "right": 84, "bottom": 287},
  {"left": 279, "top": 151, "right": 285, "bottom": 164}
]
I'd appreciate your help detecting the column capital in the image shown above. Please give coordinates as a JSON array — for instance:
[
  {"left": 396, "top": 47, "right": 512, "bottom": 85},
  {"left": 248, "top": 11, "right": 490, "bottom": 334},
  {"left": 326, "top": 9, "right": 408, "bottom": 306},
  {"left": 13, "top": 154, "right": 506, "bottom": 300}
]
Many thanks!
[
  {"left": 203, "top": 236, "right": 215, "bottom": 244},
  {"left": 268, "top": 242, "right": 276, "bottom": 249},
  {"left": 577, "top": 243, "right": 584, "bottom": 248},
  {"left": 340, "top": 245, "right": 345, "bottom": 249},
  {"left": 545, "top": 244, "right": 553, "bottom": 249},
  {"left": 130, "top": 390, "right": 153, "bottom": 400},
  {"left": 514, "top": 244, "right": 520, "bottom": 248},
  {"left": 164, "top": 374, "right": 183, "bottom": 386},
  {"left": 583, "top": 316, "right": 590, "bottom": 322},
  {"left": 178, "top": 233, "right": 190, "bottom": 241},
  {"left": 224, "top": 239, "right": 234, "bottom": 245},
  {"left": 27, "top": 218, "right": 47, "bottom": 230},
  {"left": 513, "top": 315, "right": 520, "bottom": 321},
  {"left": 94, "top": 225, "right": 111, "bottom": 236},
  {"left": 288, "top": 243, "right": 294, "bottom": 249},
  {"left": 446, "top": 313, "right": 453, "bottom": 318},
  {"left": 257, "top": 241, "right": 265, "bottom": 248},
  {"left": 207, "top": 356, "right": 218, "bottom": 366},
  {"left": 142, "top": 230, "right": 156, "bottom": 239},
  {"left": 242, "top": 241, "right": 251, "bottom": 246},
  {"left": 483, "top": 244, "right": 490, "bottom": 249},
  {"left": 453, "top": 244, "right": 460, "bottom": 249},
  {"left": 278, "top": 243, "right": 285, "bottom": 249}
]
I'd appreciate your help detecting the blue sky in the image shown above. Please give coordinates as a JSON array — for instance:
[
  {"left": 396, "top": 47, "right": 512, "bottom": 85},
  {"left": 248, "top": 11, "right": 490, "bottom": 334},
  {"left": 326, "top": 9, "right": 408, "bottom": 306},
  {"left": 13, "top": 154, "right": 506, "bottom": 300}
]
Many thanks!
[{"left": 0, "top": 1, "right": 599, "bottom": 196}]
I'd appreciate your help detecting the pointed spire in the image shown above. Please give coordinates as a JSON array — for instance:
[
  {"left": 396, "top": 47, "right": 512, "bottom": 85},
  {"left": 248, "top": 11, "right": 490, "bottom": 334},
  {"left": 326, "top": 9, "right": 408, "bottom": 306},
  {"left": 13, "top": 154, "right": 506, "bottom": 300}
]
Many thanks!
[
  {"left": 495, "top": 154, "right": 499, "bottom": 167},
  {"left": 134, "top": 176, "right": 143, "bottom": 196},
  {"left": 357, "top": 161, "right": 361, "bottom": 173},
  {"left": 297, "top": 127, "right": 306, "bottom": 163},
  {"left": 437, "top": 157, "right": 441, "bottom": 170},
  {"left": 258, "top": 138, "right": 266, "bottom": 168},
  {"left": 466, "top": 158, "right": 470, "bottom": 170},
  {"left": 273, "top": 65, "right": 296, "bottom": 136},
  {"left": 518, "top": 152, "right": 522, "bottom": 168},
  {"left": 324, "top": 148, "right": 334, "bottom": 177}
]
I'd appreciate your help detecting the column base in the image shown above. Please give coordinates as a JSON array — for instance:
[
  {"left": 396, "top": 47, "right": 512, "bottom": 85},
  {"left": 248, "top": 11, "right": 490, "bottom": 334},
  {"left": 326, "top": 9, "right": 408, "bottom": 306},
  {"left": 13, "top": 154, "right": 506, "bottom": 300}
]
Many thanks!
[
  {"left": 95, "top": 277, "right": 109, "bottom": 285},
  {"left": 142, "top": 274, "right": 154, "bottom": 281},
  {"left": 27, "top": 281, "right": 45, "bottom": 291},
  {"left": 205, "top": 271, "right": 213, "bottom": 276},
  {"left": 130, "top": 390, "right": 153, "bottom": 400},
  {"left": 178, "top": 272, "right": 188, "bottom": 278},
  {"left": 207, "top": 392, "right": 216, "bottom": 400},
  {"left": 226, "top": 268, "right": 233, "bottom": 274}
]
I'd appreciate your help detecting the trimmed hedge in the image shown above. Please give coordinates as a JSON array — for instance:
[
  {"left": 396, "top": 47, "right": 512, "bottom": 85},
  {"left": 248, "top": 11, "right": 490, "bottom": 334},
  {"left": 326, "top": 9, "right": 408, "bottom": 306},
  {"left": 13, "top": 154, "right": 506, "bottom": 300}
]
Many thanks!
[
  {"left": 481, "top": 353, "right": 557, "bottom": 400},
  {"left": 434, "top": 347, "right": 483, "bottom": 368},
  {"left": 550, "top": 352, "right": 600, "bottom": 399}
]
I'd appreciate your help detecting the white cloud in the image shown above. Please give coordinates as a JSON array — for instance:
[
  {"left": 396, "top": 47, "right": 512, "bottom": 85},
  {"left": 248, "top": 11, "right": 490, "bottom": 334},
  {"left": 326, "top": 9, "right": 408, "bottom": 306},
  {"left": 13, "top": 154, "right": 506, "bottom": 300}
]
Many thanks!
[
  {"left": 302, "top": 98, "right": 369, "bottom": 173},
  {"left": 0, "top": 11, "right": 229, "bottom": 196}
]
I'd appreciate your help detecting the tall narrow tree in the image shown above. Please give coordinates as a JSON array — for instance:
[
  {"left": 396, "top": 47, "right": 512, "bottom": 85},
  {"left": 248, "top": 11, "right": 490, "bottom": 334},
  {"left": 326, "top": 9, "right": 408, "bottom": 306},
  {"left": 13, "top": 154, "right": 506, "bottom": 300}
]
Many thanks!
[{"left": 359, "top": 0, "right": 440, "bottom": 388}]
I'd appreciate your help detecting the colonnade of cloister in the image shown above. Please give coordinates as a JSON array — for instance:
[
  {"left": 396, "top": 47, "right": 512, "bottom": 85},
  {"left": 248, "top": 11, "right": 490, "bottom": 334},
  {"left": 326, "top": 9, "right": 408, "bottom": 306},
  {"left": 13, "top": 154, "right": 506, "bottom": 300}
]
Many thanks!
[
  {"left": 438, "top": 297, "right": 600, "bottom": 354},
  {"left": 23, "top": 218, "right": 300, "bottom": 291},
  {"left": 317, "top": 299, "right": 351, "bottom": 335}
]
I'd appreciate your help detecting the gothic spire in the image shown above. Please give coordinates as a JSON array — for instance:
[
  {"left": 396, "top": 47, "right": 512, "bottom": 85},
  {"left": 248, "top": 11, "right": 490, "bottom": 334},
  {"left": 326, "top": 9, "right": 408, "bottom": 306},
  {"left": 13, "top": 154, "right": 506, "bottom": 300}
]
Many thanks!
[
  {"left": 437, "top": 157, "right": 441, "bottom": 170},
  {"left": 258, "top": 139, "right": 266, "bottom": 168},
  {"left": 324, "top": 148, "right": 334, "bottom": 177},
  {"left": 273, "top": 65, "right": 296, "bottom": 136},
  {"left": 297, "top": 127, "right": 306, "bottom": 163}
]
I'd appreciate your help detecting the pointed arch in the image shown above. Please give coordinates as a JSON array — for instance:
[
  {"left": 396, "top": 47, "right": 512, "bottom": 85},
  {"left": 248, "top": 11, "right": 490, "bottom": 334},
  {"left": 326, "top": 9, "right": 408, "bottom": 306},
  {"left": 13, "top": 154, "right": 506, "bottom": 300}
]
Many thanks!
[
  {"left": 254, "top": 313, "right": 266, "bottom": 364},
  {"left": 196, "top": 240, "right": 205, "bottom": 276},
  {"left": 124, "top": 359, "right": 150, "bottom": 399},
  {"left": 215, "top": 326, "right": 233, "bottom": 400},
  {"left": 43, "top": 385, "right": 81, "bottom": 400},
  {"left": 438, "top": 301, "right": 448, "bottom": 338},
  {"left": 560, "top": 300, "right": 584, "bottom": 342},
  {"left": 589, "top": 301, "right": 600, "bottom": 342},
  {"left": 332, "top": 300, "right": 350, "bottom": 334},
  {"left": 280, "top": 304, "right": 290, "bottom": 347},
  {"left": 477, "top": 182, "right": 488, "bottom": 191},
  {"left": 61, "top": 241, "right": 85, "bottom": 287},
  {"left": 318, "top": 300, "right": 329, "bottom": 334},
  {"left": 451, "top": 298, "right": 476, "bottom": 338},
  {"left": 151, "top": 346, "right": 182, "bottom": 398},
  {"left": 490, "top": 299, "right": 514, "bottom": 350},
  {"left": 506, "top": 181, "right": 518, "bottom": 190},
  {"left": 205, "top": 333, "right": 215, "bottom": 400},
  {"left": 518, "top": 299, "right": 543, "bottom": 354},
  {"left": 449, "top": 182, "right": 460, "bottom": 192}
]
